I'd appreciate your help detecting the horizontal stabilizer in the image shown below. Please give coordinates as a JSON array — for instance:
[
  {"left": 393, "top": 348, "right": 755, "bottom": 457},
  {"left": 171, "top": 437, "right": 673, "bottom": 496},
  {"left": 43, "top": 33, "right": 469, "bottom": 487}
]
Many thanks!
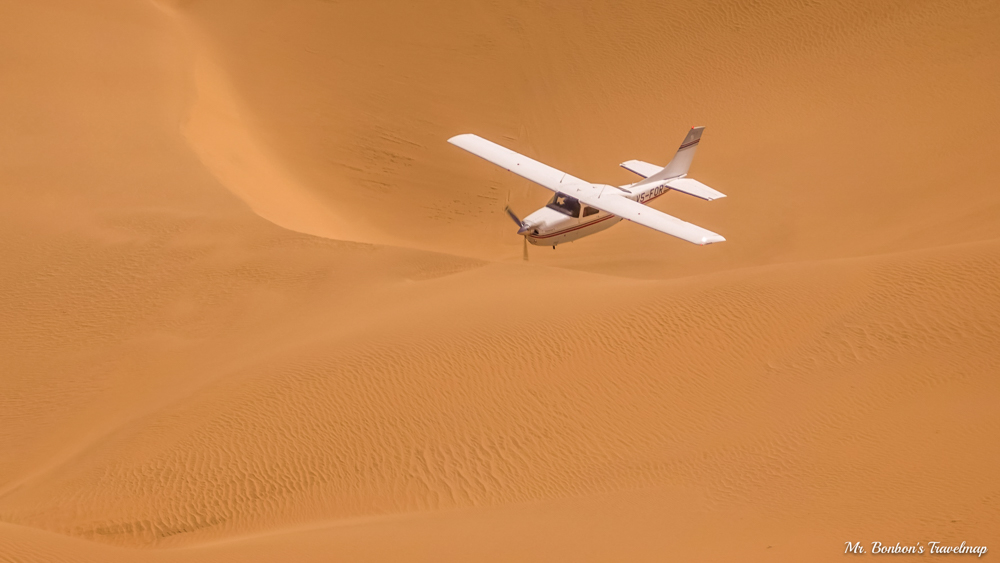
[
  {"left": 620, "top": 160, "right": 726, "bottom": 201},
  {"left": 665, "top": 178, "right": 726, "bottom": 201},
  {"left": 620, "top": 159, "right": 661, "bottom": 178}
]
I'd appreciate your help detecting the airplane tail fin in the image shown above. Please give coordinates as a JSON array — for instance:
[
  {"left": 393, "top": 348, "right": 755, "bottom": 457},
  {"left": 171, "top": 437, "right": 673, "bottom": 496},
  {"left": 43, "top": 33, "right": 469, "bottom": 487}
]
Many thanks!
[
  {"left": 632, "top": 126, "right": 705, "bottom": 188},
  {"left": 663, "top": 126, "right": 704, "bottom": 178}
]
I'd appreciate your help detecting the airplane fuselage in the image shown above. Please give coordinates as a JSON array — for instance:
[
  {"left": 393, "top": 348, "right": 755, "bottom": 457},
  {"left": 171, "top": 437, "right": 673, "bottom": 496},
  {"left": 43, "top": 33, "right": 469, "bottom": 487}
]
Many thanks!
[{"left": 522, "top": 182, "right": 672, "bottom": 247}]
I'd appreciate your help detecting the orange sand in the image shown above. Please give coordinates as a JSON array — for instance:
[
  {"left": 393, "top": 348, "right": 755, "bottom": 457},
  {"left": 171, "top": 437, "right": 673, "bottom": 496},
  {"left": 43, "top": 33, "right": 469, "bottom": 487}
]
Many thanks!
[{"left": 1, "top": 1, "right": 998, "bottom": 561}]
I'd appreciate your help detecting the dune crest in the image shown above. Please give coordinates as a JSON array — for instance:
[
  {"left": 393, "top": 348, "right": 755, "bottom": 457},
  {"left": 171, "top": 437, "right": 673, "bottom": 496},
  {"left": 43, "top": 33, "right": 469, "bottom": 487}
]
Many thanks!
[{"left": 178, "top": 24, "right": 388, "bottom": 245}]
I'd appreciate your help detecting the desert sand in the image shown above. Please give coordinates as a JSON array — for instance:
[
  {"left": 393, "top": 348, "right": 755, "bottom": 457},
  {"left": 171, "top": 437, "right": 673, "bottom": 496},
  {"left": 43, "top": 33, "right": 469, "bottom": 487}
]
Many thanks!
[{"left": 1, "top": 0, "right": 998, "bottom": 561}]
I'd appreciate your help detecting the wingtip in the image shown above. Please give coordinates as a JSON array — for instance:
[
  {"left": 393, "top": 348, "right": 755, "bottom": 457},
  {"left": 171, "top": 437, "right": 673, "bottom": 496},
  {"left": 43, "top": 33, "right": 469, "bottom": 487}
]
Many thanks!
[{"left": 448, "top": 133, "right": 483, "bottom": 146}]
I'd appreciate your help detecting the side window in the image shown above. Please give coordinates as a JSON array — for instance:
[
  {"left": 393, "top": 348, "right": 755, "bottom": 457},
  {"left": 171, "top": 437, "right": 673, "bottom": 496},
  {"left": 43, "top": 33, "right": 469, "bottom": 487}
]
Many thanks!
[
  {"left": 582, "top": 206, "right": 599, "bottom": 217},
  {"left": 546, "top": 193, "right": 582, "bottom": 217}
]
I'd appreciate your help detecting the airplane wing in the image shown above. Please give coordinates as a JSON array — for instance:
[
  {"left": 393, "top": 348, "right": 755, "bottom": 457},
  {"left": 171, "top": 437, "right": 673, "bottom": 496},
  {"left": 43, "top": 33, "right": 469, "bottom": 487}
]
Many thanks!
[
  {"left": 576, "top": 192, "right": 726, "bottom": 245},
  {"left": 448, "top": 134, "right": 588, "bottom": 192}
]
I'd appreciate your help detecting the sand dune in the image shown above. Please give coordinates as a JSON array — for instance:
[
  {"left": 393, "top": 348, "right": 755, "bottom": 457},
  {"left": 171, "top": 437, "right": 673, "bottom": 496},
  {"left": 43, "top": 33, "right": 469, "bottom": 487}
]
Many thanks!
[
  {"left": 1, "top": 0, "right": 998, "bottom": 561},
  {"left": 177, "top": 0, "right": 1000, "bottom": 270}
]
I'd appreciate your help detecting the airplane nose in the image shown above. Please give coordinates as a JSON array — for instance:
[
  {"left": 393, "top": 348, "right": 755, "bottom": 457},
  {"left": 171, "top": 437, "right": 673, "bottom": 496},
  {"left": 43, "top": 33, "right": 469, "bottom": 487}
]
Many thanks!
[{"left": 518, "top": 220, "right": 543, "bottom": 236}]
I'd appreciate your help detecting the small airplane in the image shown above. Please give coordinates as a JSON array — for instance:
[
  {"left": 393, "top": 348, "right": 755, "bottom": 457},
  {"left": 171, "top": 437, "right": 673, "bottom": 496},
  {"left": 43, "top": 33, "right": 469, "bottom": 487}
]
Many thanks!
[{"left": 448, "top": 127, "right": 726, "bottom": 257}]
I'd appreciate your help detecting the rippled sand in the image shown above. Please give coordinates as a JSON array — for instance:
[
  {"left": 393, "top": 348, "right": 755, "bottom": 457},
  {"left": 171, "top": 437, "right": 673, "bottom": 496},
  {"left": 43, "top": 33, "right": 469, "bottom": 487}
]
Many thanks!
[{"left": 1, "top": 1, "right": 998, "bottom": 561}]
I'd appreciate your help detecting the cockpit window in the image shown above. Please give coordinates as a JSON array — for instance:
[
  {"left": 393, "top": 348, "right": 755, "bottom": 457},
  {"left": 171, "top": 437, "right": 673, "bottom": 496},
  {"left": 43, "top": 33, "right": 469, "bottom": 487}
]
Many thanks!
[
  {"left": 582, "top": 205, "right": 599, "bottom": 217},
  {"left": 546, "top": 193, "right": 582, "bottom": 217}
]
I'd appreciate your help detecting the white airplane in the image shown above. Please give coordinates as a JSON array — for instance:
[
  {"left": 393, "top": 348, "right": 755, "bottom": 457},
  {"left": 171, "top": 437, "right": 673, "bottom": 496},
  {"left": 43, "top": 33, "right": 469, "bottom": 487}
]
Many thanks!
[{"left": 448, "top": 127, "right": 726, "bottom": 256}]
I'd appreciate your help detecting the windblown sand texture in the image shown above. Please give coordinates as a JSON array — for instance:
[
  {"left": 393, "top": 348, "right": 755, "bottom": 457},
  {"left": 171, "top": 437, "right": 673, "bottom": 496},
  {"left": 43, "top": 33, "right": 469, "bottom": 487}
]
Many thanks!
[{"left": 2, "top": 0, "right": 999, "bottom": 561}]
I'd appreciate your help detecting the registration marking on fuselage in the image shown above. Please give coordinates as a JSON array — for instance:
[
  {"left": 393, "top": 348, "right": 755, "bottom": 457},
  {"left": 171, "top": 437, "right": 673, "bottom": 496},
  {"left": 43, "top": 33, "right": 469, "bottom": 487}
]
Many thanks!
[{"left": 634, "top": 184, "right": 669, "bottom": 204}]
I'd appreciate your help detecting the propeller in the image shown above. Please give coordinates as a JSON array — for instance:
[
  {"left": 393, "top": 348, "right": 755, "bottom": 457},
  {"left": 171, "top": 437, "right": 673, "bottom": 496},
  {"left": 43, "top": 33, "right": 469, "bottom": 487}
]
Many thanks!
[
  {"left": 504, "top": 205, "right": 531, "bottom": 235},
  {"left": 505, "top": 205, "right": 530, "bottom": 261}
]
